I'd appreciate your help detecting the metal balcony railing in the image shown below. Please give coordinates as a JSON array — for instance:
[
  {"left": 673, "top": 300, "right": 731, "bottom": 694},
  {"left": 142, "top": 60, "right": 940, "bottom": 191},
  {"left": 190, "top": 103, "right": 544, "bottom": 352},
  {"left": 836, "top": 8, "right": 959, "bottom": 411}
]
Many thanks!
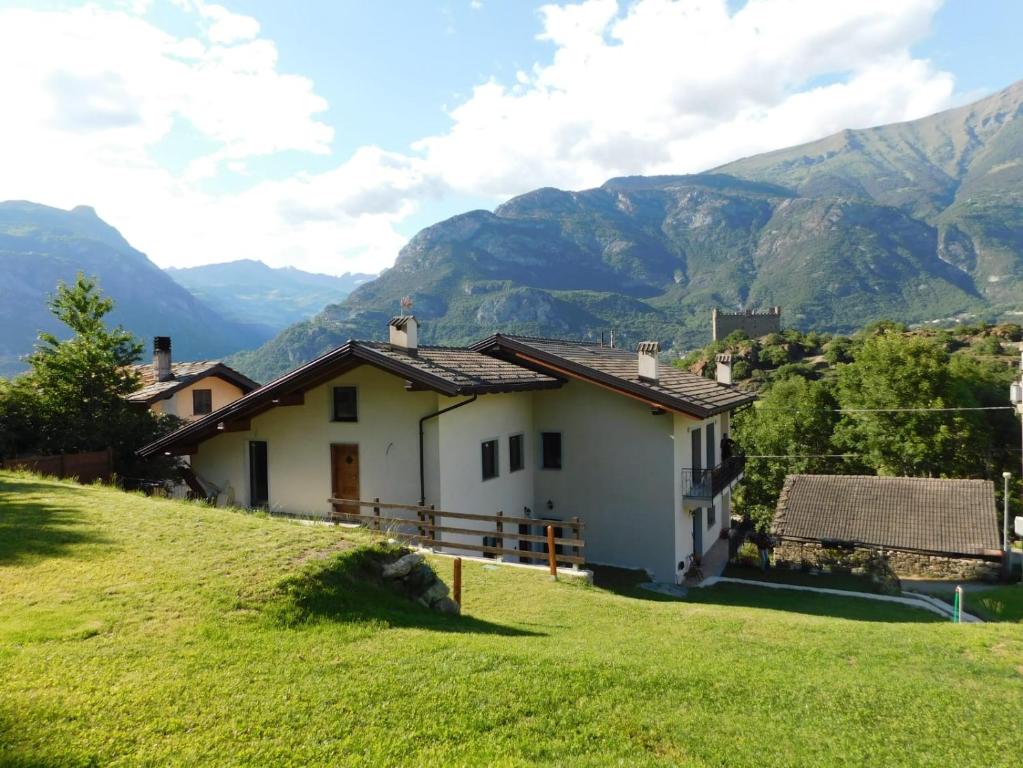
[{"left": 681, "top": 455, "right": 746, "bottom": 500}]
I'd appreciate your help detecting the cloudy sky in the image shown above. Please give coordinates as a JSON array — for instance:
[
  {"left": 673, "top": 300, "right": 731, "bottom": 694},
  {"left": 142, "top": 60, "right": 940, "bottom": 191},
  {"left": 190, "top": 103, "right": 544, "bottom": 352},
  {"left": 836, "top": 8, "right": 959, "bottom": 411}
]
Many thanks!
[{"left": 0, "top": 0, "right": 1020, "bottom": 276}]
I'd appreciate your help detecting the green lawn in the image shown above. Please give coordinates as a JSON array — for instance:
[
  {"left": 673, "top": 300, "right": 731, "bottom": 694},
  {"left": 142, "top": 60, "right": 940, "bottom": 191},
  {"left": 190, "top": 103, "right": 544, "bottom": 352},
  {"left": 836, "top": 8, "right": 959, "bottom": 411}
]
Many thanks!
[
  {"left": 2, "top": 472, "right": 1023, "bottom": 767},
  {"left": 971, "top": 584, "right": 1023, "bottom": 623}
]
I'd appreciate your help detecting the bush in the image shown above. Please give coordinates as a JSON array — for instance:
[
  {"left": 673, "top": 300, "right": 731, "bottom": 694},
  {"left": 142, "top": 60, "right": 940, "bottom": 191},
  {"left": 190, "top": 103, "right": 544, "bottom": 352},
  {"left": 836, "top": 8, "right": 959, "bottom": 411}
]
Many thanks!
[{"left": 735, "top": 541, "right": 760, "bottom": 567}]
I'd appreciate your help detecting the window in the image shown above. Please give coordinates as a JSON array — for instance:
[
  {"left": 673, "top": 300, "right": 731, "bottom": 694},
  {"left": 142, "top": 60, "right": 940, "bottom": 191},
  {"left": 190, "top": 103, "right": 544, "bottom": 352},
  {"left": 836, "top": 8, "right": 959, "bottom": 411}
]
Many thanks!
[
  {"left": 707, "top": 505, "right": 716, "bottom": 528},
  {"left": 706, "top": 422, "right": 716, "bottom": 469},
  {"left": 481, "top": 439, "right": 499, "bottom": 481},
  {"left": 192, "top": 388, "right": 212, "bottom": 415},
  {"left": 509, "top": 434, "right": 524, "bottom": 472},
  {"left": 541, "top": 432, "right": 562, "bottom": 470},
  {"left": 332, "top": 386, "right": 358, "bottom": 422}
]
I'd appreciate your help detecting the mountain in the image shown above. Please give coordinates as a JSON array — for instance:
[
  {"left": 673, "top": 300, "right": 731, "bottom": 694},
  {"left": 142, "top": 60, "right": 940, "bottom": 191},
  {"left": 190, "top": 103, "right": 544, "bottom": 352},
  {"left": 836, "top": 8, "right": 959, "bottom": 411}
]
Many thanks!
[
  {"left": 226, "top": 80, "right": 1023, "bottom": 382},
  {"left": 0, "top": 202, "right": 272, "bottom": 377},
  {"left": 166, "top": 260, "right": 373, "bottom": 335}
]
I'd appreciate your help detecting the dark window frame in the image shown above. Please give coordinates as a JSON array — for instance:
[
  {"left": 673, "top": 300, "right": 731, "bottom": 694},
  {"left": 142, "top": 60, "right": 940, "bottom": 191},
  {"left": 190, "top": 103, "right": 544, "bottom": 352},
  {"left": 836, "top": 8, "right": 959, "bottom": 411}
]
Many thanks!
[
  {"left": 192, "top": 388, "right": 213, "bottom": 416},
  {"left": 707, "top": 504, "right": 717, "bottom": 529},
  {"left": 332, "top": 386, "right": 358, "bottom": 422},
  {"left": 540, "top": 431, "right": 562, "bottom": 470},
  {"left": 481, "top": 438, "right": 499, "bottom": 481},
  {"left": 508, "top": 433, "right": 524, "bottom": 473}
]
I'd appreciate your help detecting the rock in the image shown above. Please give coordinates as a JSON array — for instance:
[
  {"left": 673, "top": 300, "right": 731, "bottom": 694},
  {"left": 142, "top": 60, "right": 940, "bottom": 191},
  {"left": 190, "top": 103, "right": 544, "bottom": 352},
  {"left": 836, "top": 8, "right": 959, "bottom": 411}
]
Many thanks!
[
  {"left": 404, "top": 563, "right": 437, "bottom": 591},
  {"left": 382, "top": 553, "right": 424, "bottom": 579},
  {"left": 420, "top": 580, "right": 450, "bottom": 606},
  {"left": 432, "top": 597, "right": 461, "bottom": 615}
]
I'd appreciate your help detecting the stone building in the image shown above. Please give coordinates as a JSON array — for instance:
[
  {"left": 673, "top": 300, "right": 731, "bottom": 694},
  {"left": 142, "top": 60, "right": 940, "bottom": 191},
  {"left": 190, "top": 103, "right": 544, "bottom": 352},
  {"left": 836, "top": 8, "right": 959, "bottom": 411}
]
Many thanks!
[
  {"left": 711, "top": 306, "right": 781, "bottom": 341},
  {"left": 772, "top": 474, "right": 1003, "bottom": 581}
]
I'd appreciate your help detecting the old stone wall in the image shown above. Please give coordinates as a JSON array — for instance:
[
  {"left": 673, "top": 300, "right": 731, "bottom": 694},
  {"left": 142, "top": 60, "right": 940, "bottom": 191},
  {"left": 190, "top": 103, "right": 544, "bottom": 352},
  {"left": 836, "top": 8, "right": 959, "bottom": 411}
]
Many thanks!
[
  {"left": 775, "top": 540, "right": 1000, "bottom": 583},
  {"left": 712, "top": 307, "right": 782, "bottom": 340}
]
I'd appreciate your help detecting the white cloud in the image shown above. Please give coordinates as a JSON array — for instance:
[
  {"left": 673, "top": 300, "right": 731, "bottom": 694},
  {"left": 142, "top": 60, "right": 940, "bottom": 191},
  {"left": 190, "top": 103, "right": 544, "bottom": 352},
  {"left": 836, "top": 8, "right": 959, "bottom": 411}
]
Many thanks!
[{"left": 0, "top": 0, "right": 956, "bottom": 277}]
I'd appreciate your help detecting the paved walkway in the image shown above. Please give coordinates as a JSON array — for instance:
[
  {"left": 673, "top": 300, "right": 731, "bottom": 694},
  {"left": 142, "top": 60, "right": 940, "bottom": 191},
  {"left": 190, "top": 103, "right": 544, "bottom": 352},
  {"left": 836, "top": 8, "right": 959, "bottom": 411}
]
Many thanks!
[
  {"left": 701, "top": 576, "right": 982, "bottom": 622},
  {"left": 683, "top": 537, "right": 730, "bottom": 586}
]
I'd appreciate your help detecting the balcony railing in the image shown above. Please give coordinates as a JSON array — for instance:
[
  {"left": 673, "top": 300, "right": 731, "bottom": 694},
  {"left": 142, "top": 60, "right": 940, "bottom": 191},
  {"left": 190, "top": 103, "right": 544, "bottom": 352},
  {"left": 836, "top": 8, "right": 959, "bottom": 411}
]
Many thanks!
[{"left": 681, "top": 455, "right": 746, "bottom": 500}]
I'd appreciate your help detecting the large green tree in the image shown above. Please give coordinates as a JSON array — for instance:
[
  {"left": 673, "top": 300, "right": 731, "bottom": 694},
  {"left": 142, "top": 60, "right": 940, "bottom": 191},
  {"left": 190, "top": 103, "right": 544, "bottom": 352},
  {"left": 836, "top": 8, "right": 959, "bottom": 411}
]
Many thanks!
[{"left": 0, "top": 274, "right": 178, "bottom": 475}]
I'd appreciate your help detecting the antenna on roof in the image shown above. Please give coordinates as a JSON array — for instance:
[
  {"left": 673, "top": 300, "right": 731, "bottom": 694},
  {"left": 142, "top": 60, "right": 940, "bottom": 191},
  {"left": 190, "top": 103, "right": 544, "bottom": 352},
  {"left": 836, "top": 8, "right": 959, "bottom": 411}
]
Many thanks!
[
  {"left": 600, "top": 331, "right": 605, "bottom": 347},
  {"left": 399, "top": 296, "right": 413, "bottom": 317}
]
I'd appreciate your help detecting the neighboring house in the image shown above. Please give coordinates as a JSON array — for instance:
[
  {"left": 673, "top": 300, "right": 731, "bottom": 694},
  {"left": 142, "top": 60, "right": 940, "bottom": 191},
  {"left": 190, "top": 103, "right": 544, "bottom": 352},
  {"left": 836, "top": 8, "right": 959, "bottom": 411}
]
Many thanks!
[
  {"left": 139, "top": 318, "right": 753, "bottom": 582},
  {"left": 127, "top": 336, "right": 259, "bottom": 421},
  {"left": 772, "top": 474, "right": 1003, "bottom": 581}
]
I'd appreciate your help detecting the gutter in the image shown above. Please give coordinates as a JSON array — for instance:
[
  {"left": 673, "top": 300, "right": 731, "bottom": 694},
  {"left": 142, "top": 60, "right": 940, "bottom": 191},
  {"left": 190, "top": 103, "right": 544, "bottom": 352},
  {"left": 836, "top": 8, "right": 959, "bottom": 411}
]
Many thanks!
[{"left": 418, "top": 394, "right": 478, "bottom": 505}]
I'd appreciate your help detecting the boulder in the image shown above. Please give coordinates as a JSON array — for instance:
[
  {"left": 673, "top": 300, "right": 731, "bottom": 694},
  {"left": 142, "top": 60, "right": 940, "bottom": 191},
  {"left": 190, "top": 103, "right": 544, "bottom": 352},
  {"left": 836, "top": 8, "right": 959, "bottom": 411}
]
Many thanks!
[
  {"left": 404, "top": 562, "right": 438, "bottom": 591},
  {"left": 432, "top": 597, "right": 461, "bottom": 615},
  {"left": 420, "top": 580, "right": 450, "bottom": 606},
  {"left": 382, "top": 553, "right": 424, "bottom": 579}
]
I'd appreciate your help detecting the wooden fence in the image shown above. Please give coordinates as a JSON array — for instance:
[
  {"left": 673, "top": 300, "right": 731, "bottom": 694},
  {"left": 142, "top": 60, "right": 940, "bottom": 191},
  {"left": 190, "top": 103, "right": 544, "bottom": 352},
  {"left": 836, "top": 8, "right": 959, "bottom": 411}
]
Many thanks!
[
  {"left": 327, "top": 497, "right": 585, "bottom": 568},
  {"left": 0, "top": 448, "right": 113, "bottom": 484}
]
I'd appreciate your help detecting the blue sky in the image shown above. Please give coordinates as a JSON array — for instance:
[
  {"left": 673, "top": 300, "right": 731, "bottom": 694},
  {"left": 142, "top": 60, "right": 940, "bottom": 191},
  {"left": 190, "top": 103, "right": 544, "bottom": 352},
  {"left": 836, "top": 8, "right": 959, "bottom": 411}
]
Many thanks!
[{"left": 0, "top": 0, "right": 1020, "bottom": 275}]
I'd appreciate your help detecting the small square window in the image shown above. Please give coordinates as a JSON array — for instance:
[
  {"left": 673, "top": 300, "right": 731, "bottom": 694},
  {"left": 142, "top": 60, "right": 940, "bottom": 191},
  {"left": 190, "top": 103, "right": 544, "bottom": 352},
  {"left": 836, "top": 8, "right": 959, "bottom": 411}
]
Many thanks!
[
  {"left": 192, "top": 388, "right": 212, "bottom": 415},
  {"left": 541, "top": 432, "right": 562, "bottom": 470},
  {"left": 509, "top": 434, "right": 524, "bottom": 473},
  {"left": 481, "top": 439, "right": 499, "bottom": 481},
  {"left": 333, "top": 387, "right": 358, "bottom": 422},
  {"left": 707, "top": 505, "right": 716, "bottom": 528}
]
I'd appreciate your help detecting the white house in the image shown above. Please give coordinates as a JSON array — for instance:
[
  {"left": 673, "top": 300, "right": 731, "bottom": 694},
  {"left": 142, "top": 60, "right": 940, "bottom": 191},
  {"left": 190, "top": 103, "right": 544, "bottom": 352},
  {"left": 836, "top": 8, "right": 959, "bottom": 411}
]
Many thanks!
[
  {"left": 139, "top": 318, "right": 753, "bottom": 582},
  {"left": 128, "top": 336, "right": 259, "bottom": 421}
]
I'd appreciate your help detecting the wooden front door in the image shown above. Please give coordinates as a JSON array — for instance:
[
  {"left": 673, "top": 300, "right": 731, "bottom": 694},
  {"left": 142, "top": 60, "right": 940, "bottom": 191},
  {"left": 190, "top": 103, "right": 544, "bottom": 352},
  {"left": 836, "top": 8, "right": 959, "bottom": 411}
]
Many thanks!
[{"left": 330, "top": 443, "right": 360, "bottom": 517}]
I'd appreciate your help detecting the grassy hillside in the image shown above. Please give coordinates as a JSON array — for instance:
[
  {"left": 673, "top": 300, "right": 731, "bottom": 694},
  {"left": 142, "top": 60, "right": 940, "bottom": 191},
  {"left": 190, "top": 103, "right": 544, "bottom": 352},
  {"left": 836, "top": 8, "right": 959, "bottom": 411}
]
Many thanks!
[{"left": 2, "top": 473, "right": 1022, "bottom": 766}]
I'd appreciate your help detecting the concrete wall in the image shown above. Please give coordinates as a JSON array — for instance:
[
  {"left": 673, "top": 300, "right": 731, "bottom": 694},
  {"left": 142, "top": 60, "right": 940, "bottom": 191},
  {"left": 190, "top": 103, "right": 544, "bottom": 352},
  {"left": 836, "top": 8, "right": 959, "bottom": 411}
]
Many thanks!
[
  {"left": 533, "top": 380, "right": 676, "bottom": 580},
  {"left": 152, "top": 375, "right": 246, "bottom": 421}
]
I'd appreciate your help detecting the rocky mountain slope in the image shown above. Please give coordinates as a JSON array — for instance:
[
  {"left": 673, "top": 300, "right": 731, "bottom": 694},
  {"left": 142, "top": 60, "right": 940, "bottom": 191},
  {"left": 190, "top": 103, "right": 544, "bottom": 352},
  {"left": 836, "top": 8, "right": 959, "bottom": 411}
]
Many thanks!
[
  {"left": 167, "top": 259, "right": 372, "bottom": 336},
  {"left": 0, "top": 202, "right": 271, "bottom": 377},
  {"left": 234, "top": 81, "right": 1023, "bottom": 382}
]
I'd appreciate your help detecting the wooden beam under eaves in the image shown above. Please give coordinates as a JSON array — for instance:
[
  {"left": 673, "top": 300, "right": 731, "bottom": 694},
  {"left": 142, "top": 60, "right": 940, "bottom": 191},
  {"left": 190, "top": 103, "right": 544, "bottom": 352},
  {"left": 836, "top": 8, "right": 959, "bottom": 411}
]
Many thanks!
[
  {"left": 271, "top": 392, "right": 304, "bottom": 406},
  {"left": 217, "top": 419, "right": 251, "bottom": 433}
]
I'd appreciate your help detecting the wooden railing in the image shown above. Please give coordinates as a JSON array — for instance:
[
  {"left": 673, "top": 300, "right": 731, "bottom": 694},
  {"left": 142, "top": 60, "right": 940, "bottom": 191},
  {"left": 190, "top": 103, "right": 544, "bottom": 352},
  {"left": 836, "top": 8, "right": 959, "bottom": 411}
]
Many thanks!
[{"left": 326, "top": 497, "right": 585, "bottom": 567}]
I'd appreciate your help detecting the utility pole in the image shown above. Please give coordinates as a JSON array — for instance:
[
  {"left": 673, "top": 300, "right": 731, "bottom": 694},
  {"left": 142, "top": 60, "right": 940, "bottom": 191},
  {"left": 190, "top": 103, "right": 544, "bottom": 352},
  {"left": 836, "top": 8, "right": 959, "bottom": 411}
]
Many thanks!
[{"left": 1003, "top": 471, "right": 1012, "bottom": 580}]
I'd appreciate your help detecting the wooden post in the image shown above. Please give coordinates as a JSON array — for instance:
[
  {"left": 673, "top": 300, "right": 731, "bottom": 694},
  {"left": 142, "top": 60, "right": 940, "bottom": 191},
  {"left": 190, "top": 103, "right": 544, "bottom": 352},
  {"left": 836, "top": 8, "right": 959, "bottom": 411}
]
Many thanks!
[
  {"left": 496, "top": 510, "right": 504, "bottom": 557},
  {"left": 547, "top": 524, "right": 557, "bottom": 579},
  {"left": 570, "top": 516, "right": 581, "bottom": 570},
  {"left": 417, "top": 509, "right": 425, "bottom": 541},
  {"left": 373, "top": 497, "right": 381, "bottom": 531},
  {"left": 453, "top": 557, "right": 462, "bottom": 608},
  {"left": 429, "top": 505, "right": 436, "bottom": 551}
]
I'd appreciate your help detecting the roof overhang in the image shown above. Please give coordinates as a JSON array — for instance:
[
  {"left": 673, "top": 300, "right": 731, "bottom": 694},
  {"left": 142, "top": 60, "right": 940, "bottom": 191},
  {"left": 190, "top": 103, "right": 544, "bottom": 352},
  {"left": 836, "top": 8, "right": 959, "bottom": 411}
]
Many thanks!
[{"left": 472, "top": 334, "right": 753, "bottom": 419}]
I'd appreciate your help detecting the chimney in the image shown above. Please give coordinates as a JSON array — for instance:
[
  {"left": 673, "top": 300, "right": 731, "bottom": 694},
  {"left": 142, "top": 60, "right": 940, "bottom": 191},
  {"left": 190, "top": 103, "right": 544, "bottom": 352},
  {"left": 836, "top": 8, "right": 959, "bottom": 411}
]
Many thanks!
[
  {"left": 388, "top": 315, "right": 418, "bottom": 353},
  {"left": 715, "top": 353, "right": 733, "bottom": 385},
  {"left": 637, "top": 341, "right": 659, "bottom": 382},
  {"left": 153, "top": 336, "right": 173, "bottom": 382}
]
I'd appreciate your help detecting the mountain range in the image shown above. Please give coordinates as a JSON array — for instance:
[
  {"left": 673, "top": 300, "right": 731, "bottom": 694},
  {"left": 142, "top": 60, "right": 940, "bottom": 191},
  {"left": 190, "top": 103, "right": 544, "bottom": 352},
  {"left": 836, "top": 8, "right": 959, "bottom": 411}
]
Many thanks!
[
  {"left": 232, "top": 80, "right": 1023, "bottom": 383},
  {"left": 167, "top": 260, "right": 372, "bottom": 336},
  {"left": 0, "top": 202, "right": 272, "bottom": 376}
]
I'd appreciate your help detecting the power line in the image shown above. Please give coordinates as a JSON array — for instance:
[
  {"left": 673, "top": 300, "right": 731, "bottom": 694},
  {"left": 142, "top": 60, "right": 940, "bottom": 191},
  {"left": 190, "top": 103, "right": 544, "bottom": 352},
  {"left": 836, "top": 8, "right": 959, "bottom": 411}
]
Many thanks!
[{"left": 752, "top": 406, "right": 1016, "bottom": 413}]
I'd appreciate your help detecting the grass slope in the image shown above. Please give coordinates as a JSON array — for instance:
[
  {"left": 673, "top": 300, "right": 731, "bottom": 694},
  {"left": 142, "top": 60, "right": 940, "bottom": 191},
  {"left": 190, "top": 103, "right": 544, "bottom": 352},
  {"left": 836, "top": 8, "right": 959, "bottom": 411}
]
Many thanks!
[{"left": 2, "top": 473, "right": 1022, "bottom": 766}]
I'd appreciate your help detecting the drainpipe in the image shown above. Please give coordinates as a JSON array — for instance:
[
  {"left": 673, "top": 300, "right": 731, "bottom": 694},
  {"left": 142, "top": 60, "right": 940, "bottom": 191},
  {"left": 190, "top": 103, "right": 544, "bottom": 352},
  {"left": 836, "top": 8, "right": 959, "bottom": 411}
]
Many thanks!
[{"left": 419, "top": 394, "right": 478, "bottom": 505}]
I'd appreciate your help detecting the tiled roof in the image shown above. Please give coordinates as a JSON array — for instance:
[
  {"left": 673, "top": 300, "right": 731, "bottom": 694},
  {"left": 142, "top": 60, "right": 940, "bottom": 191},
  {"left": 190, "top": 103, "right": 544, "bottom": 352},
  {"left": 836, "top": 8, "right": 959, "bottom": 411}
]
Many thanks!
[
  {"left": 773, "top": 474, "right": 1000, "bottom": 557},
  {"left": 127, "top": 361, "right": 259, "bottom": 404},
  {"left": 473, "top": 335, "right": 755, "bottom": 417},
  {"left": 358, "top": 342, "right": 559, "bottom": 392}
]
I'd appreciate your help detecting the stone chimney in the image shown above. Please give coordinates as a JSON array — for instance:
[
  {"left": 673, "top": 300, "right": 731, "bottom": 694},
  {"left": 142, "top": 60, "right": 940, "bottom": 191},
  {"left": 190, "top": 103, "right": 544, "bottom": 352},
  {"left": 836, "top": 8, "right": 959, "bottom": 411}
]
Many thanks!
[
  {"left": 715, "top": 353, "right": 733, "bottom": 385},
  {"left": 637, "top": 341, "right": 659, "bottom": 382},
  {"left": 388, "top": 315, "right": 418, "bottom": 354},
  {"left": 153, "top": 336, "right": 173, "bottom": 382}
]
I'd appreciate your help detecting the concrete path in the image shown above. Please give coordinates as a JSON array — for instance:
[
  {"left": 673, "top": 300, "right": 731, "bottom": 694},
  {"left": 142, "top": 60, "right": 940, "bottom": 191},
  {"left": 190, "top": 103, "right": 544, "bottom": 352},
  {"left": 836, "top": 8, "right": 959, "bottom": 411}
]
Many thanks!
[{"left": 701, "top": 576, "right": 982, "bottom": 622}]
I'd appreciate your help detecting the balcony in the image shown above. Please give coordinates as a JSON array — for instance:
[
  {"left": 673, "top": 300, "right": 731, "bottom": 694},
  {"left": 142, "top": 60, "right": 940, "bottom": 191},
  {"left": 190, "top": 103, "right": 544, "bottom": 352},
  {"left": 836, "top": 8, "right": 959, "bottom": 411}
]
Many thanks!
[{"left": 681, "top": 455, "right": 746, "bottom": 501}]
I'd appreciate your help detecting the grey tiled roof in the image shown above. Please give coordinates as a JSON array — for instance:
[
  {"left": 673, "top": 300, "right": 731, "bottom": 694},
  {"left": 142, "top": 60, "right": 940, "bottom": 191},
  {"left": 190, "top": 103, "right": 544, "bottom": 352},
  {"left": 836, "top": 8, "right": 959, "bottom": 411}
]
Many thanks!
[
  {"left": 773, "top": 474, "right": 1000, "bottom": 557},
  {"left": 358, "top": 342, "right": 559, "bottom": 391},
  {"left": 475, "top": 335, "right": 755, "bottom": 417},
  {"left": 127, "top": 362, "right": 230, "bottom": 403}
]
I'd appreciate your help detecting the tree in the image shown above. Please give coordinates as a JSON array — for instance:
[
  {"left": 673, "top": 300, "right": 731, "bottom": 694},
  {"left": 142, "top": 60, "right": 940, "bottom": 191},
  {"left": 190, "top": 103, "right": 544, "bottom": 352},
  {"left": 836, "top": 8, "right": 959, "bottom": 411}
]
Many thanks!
[
  {"left": 832, "top": 332, "right": 985, "bottom": 477},
  {"left": 1, "top": 274, "right": 179, "bottom": 475},
  {"left": 733, "top": 376, "right": 841, "bottom": 528}
]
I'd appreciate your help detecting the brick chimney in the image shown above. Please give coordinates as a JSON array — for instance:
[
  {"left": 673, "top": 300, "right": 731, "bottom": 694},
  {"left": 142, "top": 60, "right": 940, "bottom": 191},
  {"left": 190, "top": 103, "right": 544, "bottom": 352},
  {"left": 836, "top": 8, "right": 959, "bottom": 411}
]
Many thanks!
[
  {"left": 153, "top": 336, "right": 173, "bottom": 382},
  {"left": 715, "top": 353, "right": 733, "bottom": 385},
  {"left": 388, "top": 315, "right": 418, "bottom": 354},
  {"left": 637, "top": 341, "right": 659, "bottom": 382}
]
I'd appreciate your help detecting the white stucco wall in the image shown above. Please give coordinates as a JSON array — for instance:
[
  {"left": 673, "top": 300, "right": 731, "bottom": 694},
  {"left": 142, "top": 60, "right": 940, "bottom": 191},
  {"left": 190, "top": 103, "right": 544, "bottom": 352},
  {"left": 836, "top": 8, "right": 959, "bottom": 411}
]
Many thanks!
[
  {"left": 673, "top": 411, "right": 729, "bottom": 578},
  {"left": 435, "top": 392, "right": 535, "bottom": 552},
  {"left": 152, "top": 375, "right": 246, "bottom": 421},
  {"left": 532, "top": 380, "right": 676, "bottom": 580},
  {"left": 191, "top": 365, "right": 440, "bottom": 515}
]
